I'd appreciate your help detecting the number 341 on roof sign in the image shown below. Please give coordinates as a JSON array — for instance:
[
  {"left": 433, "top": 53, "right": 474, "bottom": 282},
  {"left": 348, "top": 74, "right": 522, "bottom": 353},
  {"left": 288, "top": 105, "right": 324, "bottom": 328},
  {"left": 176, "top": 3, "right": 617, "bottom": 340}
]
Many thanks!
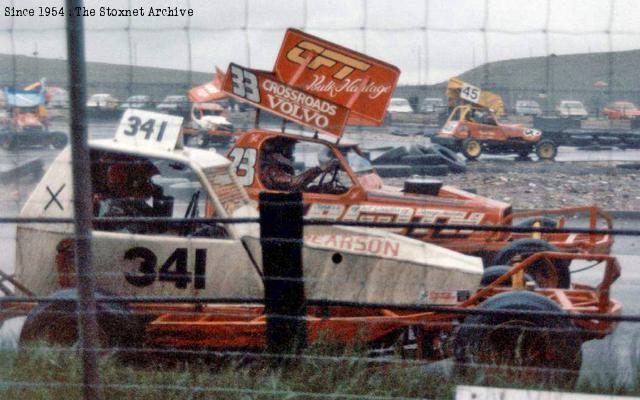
[{"left": 223, "top": 63, "right": 350, "bottom": 137}]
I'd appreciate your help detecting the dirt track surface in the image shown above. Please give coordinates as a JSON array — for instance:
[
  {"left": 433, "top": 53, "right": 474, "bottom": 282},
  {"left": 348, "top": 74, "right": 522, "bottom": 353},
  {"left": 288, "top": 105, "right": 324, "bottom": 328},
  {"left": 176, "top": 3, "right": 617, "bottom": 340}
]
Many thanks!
[{"left": 385, "top": 160, "right": 639, "bottom": 211}]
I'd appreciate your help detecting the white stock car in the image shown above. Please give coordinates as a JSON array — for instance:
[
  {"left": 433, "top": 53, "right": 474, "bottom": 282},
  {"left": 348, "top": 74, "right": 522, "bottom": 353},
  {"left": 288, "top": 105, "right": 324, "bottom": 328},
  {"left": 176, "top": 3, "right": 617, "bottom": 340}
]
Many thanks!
[{"left": 14, "top": 109, "right": 482, "bottom": 306}]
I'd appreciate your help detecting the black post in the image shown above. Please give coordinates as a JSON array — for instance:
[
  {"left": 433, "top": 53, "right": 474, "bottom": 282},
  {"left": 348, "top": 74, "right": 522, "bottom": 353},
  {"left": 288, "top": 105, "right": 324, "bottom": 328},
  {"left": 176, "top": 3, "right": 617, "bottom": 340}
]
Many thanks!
[
  {"left": 65, "top": 1, "right": 101, "bottom": 399},
  {"left": 259, "top": 191, "right": 306, "bottom": 357}
]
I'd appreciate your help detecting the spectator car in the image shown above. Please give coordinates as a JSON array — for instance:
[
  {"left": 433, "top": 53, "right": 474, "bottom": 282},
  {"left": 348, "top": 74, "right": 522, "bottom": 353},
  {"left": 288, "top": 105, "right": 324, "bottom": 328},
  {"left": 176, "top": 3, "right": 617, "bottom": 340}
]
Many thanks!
[
  {"left": 556, "top": 100, "right": 588, "bottom": 119},
  {"left": 156, "top": 94, "right": 192, "bottom": 117},
  {"left": 387, "top": 98, "right": 413, "bottom": 113},
  {"left": 86, "top": 93, "right": 119, "bottom": 111},
  {"left": 419, "top": 97, "right": 446, "bottom": 114},
  {"left": 515, "top": 100, "right": 542, "bottom": 116},
  {"left": 602, "top": 101, "right": 640, "bottom": 120},
  {"left": 119, "top": 95, "right": 153, "bottom": 110}
]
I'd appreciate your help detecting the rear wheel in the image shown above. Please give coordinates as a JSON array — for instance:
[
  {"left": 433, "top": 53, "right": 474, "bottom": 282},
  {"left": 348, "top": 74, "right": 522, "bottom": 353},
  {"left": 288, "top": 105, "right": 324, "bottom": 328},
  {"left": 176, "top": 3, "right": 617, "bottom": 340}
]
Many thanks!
[
  {"left": 461, "top": 138, "right": 482, "bottom": 160},
  {"left": 453, "top": 291, "right": 583, "bottom": 388},
  {"left": 1, "top": 134, "right": 16, "bottom": 150},
  {"left": 51, "top": 132, "right": 68, "bottom": 149},
  {"left": 19, "top": 289, "right": 143, "bottom": 359},
  {"left": 536, "top": 140, "right": 557, "bottom": 160},
  {"left": 492, "top": 238, "right": 570, "bottom": 288}
]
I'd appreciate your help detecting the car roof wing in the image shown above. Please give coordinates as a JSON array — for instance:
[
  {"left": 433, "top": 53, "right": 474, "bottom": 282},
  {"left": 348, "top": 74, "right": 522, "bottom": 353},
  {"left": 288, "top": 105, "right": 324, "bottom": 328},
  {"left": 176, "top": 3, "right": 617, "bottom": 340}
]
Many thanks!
[
  {"left": 274, "top": 29, "right": 400, "bottom": 127},
  {"left": 222, "top": 64, "right": 351, "bottom": 139}
]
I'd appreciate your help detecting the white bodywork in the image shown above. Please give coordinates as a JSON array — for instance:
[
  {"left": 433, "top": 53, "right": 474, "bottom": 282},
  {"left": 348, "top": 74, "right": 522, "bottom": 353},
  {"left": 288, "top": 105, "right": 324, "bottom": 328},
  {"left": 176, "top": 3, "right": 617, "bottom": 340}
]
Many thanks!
[
  {"left": 15, "top": 110, "right": 483, "bottom": 305},
  {"left": 190, "top": 103, "right": 232, "bottom": 131}
]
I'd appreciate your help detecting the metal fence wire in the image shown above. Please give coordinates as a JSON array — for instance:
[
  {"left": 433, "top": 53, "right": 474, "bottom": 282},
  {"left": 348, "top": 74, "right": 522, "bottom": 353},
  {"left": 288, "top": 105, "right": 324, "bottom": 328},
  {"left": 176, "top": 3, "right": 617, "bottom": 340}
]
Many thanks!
[{"left": 0, "top": 0, "right": 639, "bottom": 399}]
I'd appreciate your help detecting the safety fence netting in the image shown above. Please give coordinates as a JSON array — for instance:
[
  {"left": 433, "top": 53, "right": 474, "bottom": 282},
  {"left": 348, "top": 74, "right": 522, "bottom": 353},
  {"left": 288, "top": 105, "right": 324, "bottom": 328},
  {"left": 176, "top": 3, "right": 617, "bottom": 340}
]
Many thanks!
[{"left": 0, "top": 0, "right": 638, "bottom": 399}]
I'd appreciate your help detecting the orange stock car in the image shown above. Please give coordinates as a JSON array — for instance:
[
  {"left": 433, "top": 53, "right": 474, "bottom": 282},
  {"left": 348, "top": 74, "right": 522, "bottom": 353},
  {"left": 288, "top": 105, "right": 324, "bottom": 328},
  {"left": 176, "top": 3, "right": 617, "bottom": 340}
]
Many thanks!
[
  {"left": 218, "top": 29, "right": 612, "bottom": 289},
  {"left": 432, "top": 79, "right": 557, "bottom": 160}
]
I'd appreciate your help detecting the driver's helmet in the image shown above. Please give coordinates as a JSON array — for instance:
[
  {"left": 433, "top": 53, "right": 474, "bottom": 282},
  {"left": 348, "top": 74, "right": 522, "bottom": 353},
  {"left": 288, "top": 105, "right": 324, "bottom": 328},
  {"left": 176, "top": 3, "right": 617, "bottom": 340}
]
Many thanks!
[
  {"left": 262, "top": 138, "right": 295, "bottom": 168},
  {"left": 106, "top": 156, "right": 159, "bottom": 198}
]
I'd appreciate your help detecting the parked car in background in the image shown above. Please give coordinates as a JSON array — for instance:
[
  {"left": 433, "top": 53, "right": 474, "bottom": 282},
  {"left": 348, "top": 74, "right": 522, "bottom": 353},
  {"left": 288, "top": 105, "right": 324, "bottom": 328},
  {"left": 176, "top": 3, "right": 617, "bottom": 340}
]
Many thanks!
[
  {"left": 556, "top": 100, "right": 588, "bottom": 119},
  {"left": 420, "top": 97, "right": 447, "bottom": 114},
  {"left": 47, "top": 87, "right": 69, "bottom": 109},
  {"left": 515, "top": 100, "right": 542, "bottom": 116},
  {"left": 156, "top": 94, "right": 191, "bottom": 117},
  {"left": 86, "top": 93, "right": 119, "bottom": 111},
  {"left": 387, "top": 98, "right": 413, "bottom": 113},
  {"left": 603, "top": 101, "right": 640, "bottom": 120},
  {"left": 119, "top": 95, "right": 153, "bottom": 110}
]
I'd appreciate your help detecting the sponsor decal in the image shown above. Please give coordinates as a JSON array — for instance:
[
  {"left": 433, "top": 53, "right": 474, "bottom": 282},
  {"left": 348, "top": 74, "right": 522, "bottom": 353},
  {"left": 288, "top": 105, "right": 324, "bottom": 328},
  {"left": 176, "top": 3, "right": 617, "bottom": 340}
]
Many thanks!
[
  {"left": 306, "top": 233, "right": 400, "bottom": 257},
  {"left": 303, "top": 204, "right": 484, "bottom": 239},
  {"left": 223, "top": 63, "right": 349, "bottom": 137},
  {"left": 274, "top": 29, "right": 400, "bottom": 126}
]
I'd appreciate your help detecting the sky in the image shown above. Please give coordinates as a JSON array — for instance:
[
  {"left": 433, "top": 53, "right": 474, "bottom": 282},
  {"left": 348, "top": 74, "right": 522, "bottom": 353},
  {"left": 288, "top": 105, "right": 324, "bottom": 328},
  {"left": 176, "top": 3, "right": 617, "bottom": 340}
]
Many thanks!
[{"left": 1, "top": 0, "right": 640, "bottom": 84}]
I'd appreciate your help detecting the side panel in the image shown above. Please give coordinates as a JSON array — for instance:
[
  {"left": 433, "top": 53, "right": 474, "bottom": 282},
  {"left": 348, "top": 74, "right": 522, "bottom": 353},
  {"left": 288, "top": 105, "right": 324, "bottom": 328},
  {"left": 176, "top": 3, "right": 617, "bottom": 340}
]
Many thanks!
[{"left": 92, "top": 232, "right": 264, "bottom": 298}]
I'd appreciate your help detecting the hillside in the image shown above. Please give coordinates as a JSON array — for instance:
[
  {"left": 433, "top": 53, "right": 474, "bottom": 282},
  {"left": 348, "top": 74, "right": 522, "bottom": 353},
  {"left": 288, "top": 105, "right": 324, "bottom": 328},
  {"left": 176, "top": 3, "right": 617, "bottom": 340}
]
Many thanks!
[
  {"left": 395, "top": 49, "right": 640, "bottom": 113},
  {"left": 0, "top": 54, "right": 212, "bottom": 101}
]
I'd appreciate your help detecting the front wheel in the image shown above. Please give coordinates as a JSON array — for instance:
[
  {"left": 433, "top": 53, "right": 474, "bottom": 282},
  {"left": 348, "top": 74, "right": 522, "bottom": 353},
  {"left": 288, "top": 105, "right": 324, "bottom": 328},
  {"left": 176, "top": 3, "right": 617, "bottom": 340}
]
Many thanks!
[
  {"left": 536, "top": 140, "right": 557, "bottom": 160},
  {"left": 461, "top": 138, "right": 482, "bottom": 160},
  {"left": 453, "top": 291, "right": 583, "bottom": 388}
]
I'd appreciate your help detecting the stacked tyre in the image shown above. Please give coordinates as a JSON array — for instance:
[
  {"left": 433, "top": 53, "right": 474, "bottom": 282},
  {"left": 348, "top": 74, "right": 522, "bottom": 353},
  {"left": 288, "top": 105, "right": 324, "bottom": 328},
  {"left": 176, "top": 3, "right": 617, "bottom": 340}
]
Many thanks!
[{"left": 372, "top": 144, "right": 467, "bottom": 178}]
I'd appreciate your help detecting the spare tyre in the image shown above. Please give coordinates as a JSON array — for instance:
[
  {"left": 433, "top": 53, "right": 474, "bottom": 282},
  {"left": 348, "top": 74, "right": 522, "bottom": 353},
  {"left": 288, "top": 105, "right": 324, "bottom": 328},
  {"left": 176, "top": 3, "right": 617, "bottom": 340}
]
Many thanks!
[
  {"left": 400, "top": 154, "right": 445, "bottom": 166},
  {"left": 372, "top": 147, "right": 409, "bottom": 165},
  {"left": 411, "top": 164, "right": 449, "bottom": 176},
  {"left": 569, "top": 135, "right": 593, "bottom": 147},
  {"left": 597, "top": 135, "right": 620, "bottom": 145},
  {"left": 375, "top": 165, "right": 412, "bottom": 177},
  {"left": 430, "top": 144, "right": 467, "bottom": 173}
]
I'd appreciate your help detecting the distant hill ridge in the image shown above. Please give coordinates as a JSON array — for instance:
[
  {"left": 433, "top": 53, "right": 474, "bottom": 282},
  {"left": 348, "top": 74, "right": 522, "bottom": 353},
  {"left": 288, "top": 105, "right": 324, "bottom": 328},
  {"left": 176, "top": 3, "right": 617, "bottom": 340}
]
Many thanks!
[{"left": 1, "top": 49, "right": 639, "bottom": 111}]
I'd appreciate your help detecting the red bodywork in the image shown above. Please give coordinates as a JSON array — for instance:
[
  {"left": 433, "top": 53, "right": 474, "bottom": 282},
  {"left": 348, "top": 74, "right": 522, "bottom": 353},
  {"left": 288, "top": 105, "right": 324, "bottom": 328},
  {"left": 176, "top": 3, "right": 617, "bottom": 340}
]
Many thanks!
[{"left": 229, "top": 130, "right": 612, "bottom": 258}]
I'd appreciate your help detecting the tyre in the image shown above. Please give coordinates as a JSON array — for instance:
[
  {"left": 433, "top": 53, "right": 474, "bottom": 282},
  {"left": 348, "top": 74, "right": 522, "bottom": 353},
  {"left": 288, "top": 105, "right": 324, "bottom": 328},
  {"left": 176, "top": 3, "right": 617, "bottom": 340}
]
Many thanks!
[
  {"left": 622, "top": 135, "right": 640, "bottom": 149},
  {"left": 515, "top": 217, "right": 558, "bottom": 229},
  {"left": 453, "top": 291, "right": 583, "bottom": 388},
  {"left": 372, "top": 147, "right": 409, "bottom": 165},
  {"left": 430, "top": 144, "right": 467, "bottom": 173},
  {"left": 516, "top": 147, "right": 532, "bottom": 158},
  {"left": 19, "top": 289, "right": 143, "bottom": 357},
  {"left": 195, "top": 131, "right": 210, "bottom": 148},
  {"left": 461, "top": 138, "right": 482, "bottom": 160},
  {"left": 400, "top": 154, "right": 445, "bottom": 166},
  {"left": 374, "top": 165, "right": 412, "bottom": 178},
  {"left": 492, "top": 238, "right": 570, "bottom": 288},
  {"left": 480, "top": 265, "right": 537, "bottom": 287},
  {"left": 535, "top": 140, "right": 557, "bottom": 160},
  {"left": 410, "top": 164, "right": 449, "bottom": 176},
  {"left": 597, "top": 135, "right": 620, "bottom": 145},
  {"left": 569, "top": 135, "right": 593, "bottom": 147},
  {"left": 51, "top": 132, "right": 68, "bottom": 149},
  {"left": 1, "top": 134, "right": 16, "bottom": 151}
]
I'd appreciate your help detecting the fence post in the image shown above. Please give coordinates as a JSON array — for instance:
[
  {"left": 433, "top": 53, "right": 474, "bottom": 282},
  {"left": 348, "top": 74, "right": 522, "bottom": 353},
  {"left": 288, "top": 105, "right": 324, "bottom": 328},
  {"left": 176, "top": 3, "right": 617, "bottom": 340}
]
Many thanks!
[
  {"left": 65, "top": 1, "right": 101, "bottom": 399},
  {"left": 259, "top": 191, "right": 307, "bottom": 358}
]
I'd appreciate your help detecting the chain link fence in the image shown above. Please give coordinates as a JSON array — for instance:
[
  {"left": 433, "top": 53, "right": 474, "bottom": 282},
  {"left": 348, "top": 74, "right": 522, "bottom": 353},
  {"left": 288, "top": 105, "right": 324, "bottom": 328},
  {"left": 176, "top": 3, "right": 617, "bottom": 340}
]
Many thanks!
[{"left": 0, "top": 0, "right": 638, "bottom": 399}]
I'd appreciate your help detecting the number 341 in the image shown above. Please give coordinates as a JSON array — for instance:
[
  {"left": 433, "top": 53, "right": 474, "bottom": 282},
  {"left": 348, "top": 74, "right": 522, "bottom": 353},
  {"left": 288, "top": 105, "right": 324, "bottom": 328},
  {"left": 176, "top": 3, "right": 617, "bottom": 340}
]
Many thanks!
[{"left": 124, "top": 116, "right": 169, "bottom": 142}]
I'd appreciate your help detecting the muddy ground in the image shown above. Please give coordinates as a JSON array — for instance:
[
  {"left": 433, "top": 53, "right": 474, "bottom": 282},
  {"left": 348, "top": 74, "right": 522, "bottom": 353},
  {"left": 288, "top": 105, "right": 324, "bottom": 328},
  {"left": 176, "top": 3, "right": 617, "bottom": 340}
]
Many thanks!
[{"left": 385, "top": 160, "right": 639, "bottom": 211}]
